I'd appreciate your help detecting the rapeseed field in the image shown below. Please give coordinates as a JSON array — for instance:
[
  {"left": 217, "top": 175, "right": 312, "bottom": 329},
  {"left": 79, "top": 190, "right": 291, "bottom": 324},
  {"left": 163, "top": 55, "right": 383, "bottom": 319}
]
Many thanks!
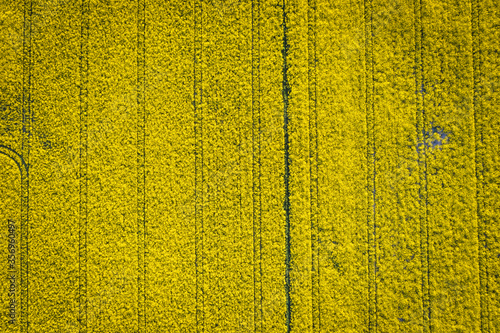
[{"left": 0, "top": 0, "right": 498, "bottom": 332}]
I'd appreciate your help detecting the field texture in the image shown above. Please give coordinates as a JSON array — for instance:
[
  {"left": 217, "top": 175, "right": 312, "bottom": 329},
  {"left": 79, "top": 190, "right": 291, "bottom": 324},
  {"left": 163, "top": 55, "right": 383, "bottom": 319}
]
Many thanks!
[{"left": 0, "top": 0, "right": 499, "bottom": 332}]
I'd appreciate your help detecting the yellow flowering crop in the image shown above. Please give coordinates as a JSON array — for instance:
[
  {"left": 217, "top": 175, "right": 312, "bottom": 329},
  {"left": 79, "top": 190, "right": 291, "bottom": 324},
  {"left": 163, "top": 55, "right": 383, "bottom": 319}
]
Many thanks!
[{"left": 0, "top": 0, "right": 498, "bottom": 332}]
